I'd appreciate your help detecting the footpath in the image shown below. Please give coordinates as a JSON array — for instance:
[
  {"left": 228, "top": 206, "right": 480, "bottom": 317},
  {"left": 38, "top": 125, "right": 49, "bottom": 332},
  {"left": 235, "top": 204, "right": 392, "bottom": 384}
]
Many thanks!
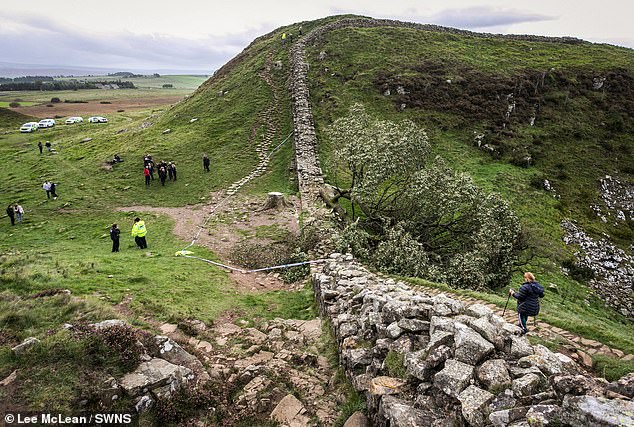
[{"left": 418, "top": 285, "right": 633, "bottom": 368}]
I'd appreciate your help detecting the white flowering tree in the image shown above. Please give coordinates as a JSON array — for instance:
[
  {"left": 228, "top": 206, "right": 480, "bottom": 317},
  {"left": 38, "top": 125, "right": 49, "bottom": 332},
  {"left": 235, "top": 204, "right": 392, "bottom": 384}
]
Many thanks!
[{"left": 326, "top": 104, "right": 522, "bottom": 289}]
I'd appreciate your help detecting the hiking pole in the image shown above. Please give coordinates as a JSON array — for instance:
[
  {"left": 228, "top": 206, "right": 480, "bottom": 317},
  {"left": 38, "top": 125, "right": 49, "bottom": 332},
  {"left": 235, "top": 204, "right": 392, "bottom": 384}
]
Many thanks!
[{"left": 502, "top": 292, "right": 512, "bottom": 316}]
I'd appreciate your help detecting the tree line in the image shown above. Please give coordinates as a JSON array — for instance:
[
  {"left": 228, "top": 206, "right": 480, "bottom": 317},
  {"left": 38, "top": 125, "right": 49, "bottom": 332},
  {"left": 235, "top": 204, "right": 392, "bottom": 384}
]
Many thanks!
[{"left": 0, "top": 80, "right": 136, "bottom": 91}]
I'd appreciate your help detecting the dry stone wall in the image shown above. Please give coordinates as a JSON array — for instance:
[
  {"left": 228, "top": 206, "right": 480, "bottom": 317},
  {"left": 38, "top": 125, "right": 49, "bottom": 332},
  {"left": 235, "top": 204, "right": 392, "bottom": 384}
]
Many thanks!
[{"left": 313, "top": 254, "right": 634, "bottom": 426}]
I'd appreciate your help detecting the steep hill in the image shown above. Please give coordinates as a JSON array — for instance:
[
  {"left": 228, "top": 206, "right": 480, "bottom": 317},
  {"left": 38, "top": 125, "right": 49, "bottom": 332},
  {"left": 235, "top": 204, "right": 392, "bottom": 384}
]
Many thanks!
[
  {"left": 0, "top": 107, "right": 35, "bottom": 128},
  {"left": 1, "top": 14, "right": 633, "bottom": 423}
]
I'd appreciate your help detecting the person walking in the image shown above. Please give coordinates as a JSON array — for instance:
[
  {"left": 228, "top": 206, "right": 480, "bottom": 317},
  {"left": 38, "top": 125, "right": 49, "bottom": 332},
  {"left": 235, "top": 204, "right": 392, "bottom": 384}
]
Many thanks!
[
  {"left": 45, "top": 141, "right": 52, "bottom": 152},
  {"left": 38, "top": 141, "right": 43, "bottom": 154},
  {"left": 50, "top": 182, "right": 58, "bottom": 199},
  {"left": 43, "top": 181, "right": 52, "bottom": 199},
  {"left": 110, "top": 223, "right": 120, "bottom": 252},
  {"left": 131, "top": 217, "right": 147, "bottom": 249},
  {"left": 509, "top": 272, "right": 544, "bottom": 336},
  {"left": 6, "top": 205, "right": 15, "bottom": 226},
  {"left": 14, "top": 204, "right": 24, "bottom": 223},
  {"left": 144, "top": 166, "right": 151, "bottom": 186},
  {"left": 203, "top": 154, "right": 210, "bottom": 172},
  {"left": 171, "top": 162, "right": 177, "bottom": 181}
]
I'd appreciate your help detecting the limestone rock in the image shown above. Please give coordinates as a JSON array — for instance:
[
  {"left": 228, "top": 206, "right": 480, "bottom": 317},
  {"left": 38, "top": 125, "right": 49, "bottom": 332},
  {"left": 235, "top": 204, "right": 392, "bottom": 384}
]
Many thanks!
[
  {"left": 425, "top": 330, "right": 454, "bottom": 356},
  {"left": 478, "top": 359, "right": 512, "bottom": 392},
  {"left": 91, "top": 319, "right": 127, "bottom": 330},
  {"left": 11, "top": 337, "right": 39, "bottom": 354},
  {"left": 465, "top": 304, "right": 494, "bottom": 318},
  {"left": 270, "top": 394, "right": 310, "bottom": 427},
  {"left": 119, "top": 358, "right": 193, "bottom": 397},
  {"left": 550, "top": 374, "right": 606, "bottom": 398},
  {"left": 512, "top": 373, "right": 542, "bottom": 398},
  {"left": 134, "top": 395, "right": 154, "bottom": 413},
  {"left": 434, "top": 359, "right": 475, "bottom": 399},
  {"left": 343, "top": 411, "right": 369, "bottom": 427},
  {"left": 518, "top": 345, "right": 575, "bottom": 376},
  {"left": 508, "top": 334, "right": 534, "bottom": 358},
  {"left": 561, "top": 395, "right": 634, "bottom": 427},
  {"left": 386, "top": 322, "right": 403, "bottom": 339},
  {"left": 607, "top": 372, "right": 634, "bottom": 398},
  {"left": 454, "top": 323, "right": 494, "bottom": 365},
  {"left": 379, "top": 395, "right": 435, "bottom": 427},
  {"left": 397, "top": 318, "right": 429, "bottom": 333},
  {"left": 369, "top": 376, "right": 406, "bottom": 396},
  {"left": 458, "top": 385, "right": 494, "bottom": 426},
  {"left": 525, "top": 404, "right": 562, "bottom": 426},
  {"left": 430, "top": 316, "right": 455, "bottom": 335},
  {"left": 0, "top": 370, "right": 18, "bottom": 386},
  {"left": 154, "top": 336, "right": 209, "bottom": 382},
  {"left": 344, "top": 348, "right": 372, "bottom": 369}
]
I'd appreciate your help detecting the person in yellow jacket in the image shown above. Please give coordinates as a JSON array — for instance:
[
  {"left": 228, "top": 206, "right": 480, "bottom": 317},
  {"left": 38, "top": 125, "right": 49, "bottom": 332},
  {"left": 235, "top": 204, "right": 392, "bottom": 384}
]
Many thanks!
[{"left": 131, "top": 217, "right": 148, "bottom": 249}]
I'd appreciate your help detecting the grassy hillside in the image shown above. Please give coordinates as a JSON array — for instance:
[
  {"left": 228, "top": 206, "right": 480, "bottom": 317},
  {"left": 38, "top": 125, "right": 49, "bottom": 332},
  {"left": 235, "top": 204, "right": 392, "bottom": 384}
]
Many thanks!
[
  {"left": 0, "top": 107, "right": 35, "bottom": 127},
  {"left": 304, "top": 23, "right": 633, "bottom": 350},
  {"left": 0, "top": 15, "right": 632, "bottom": 415}
]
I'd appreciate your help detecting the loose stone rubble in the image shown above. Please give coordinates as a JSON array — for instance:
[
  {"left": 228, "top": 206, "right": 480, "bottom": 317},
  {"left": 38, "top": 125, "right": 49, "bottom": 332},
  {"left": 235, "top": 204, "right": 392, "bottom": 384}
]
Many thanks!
[{"left": 313, "top": 253, "right": 634, "bottom": 426}]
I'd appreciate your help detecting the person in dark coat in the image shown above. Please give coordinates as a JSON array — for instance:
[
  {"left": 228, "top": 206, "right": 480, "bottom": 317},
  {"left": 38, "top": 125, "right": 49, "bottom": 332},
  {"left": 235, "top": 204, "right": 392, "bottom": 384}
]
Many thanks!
[
  {"left": 38, "top": 141, "right": 43, "bottom": 154},
  {"left": 45, "top": 141, "right": 52, "bottom": 152},
  {"left": 50, "top": 182, "right": 58, "bottom": 199},
  {"left": 203, "top": 154, "right": 210, "bottom": 172},
  {"left": 167, "top": 162, "right": 173, "bottom": 180},
  {"left": 171, "top": 162, "right": 177, "bottom": 181},
  {"left": 159, "top": 166, "right": 167, "bottom": 186},
  {"left": 6, "top": 205, "right": 15, "bottom": 226},
  {"left": 110, "top": 223, "right": 120, "bottom": 252},
  {"left": 509, "top": 272, "right": 544, "bottom": 335}
]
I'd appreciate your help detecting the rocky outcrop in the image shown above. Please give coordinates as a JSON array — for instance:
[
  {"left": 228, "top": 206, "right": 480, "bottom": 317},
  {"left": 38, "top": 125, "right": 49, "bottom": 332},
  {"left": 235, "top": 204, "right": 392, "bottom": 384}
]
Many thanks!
[
  {"left": 313, "top": 253, "right": 634, "bottom": 426},
  {"left": 562, "top": 220, "right": 633, "bottom": 317}
]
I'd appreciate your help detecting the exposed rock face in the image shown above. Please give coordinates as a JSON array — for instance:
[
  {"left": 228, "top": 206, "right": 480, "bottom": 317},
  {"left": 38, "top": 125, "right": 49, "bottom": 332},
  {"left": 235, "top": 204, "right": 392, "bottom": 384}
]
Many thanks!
[
  {"left": 313, "top": 253, "right": 628, "bottom": 426},
  {"left": 562, "top": 220, "right": 633, "bottom": 317}
]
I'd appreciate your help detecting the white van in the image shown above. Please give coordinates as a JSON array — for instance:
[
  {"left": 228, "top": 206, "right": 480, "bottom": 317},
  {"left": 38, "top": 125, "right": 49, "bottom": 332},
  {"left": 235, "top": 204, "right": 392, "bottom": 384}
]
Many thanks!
[
  {"left": 38, "top": 119, "right": 56, "bottom": 128},
  {"left": 20, "top": 122, "right": 39, "bottom": 133}
]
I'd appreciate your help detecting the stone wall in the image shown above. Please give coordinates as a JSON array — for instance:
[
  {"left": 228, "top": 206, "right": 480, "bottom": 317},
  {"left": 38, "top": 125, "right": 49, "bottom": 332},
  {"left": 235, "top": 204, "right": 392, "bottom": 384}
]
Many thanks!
[{"left": 313, "top": 254, "right": 634, "bottom": 426}]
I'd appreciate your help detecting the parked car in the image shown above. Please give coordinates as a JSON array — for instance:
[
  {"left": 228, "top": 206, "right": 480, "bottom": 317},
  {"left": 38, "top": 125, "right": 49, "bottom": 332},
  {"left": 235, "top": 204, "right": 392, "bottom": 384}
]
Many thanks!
[
  {"left": 20, "top": 122, "right": 39, "bottom": 133},
  {"left": 38, "top": 119, "right": 56, "bottom": 128},
  {"left": 65, "top": 116, "right": 84, "bottom": 124},
  {"left": 88, "top": 116, "right": 108, "bottom": 123}
]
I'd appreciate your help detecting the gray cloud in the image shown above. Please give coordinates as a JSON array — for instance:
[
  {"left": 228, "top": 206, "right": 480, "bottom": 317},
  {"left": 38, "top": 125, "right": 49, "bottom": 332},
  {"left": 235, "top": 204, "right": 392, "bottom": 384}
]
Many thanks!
[
  {"left": 0, "top": 13, "right": 263, "bottom": 72},
  {"left": 329, "top": 6, "right": 554, "bottom": 30},
  {"left": 423, "top": 7, "right": 555, "bottom": 29}
]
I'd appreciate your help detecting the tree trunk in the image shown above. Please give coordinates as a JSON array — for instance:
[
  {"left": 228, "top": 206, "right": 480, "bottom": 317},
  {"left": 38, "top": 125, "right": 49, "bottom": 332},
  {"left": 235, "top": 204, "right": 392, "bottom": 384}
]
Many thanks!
[{"left": 264, "top": 192, "right": 287, "bottom": 209}]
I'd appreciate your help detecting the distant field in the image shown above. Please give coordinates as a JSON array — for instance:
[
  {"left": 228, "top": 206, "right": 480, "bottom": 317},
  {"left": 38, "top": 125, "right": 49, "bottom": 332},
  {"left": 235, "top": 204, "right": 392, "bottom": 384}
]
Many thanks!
[
  {"left": 0, "top": 75, "right": 208, "bottom": 119},
  {"left": 55, "top": 74, "right": 209, "bottom": 90}
]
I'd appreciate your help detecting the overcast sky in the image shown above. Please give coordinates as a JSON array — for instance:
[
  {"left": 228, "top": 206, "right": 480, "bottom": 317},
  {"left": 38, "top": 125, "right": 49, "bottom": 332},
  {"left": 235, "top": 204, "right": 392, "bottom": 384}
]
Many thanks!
[{"left": 1, "top": 0, "right": 633, "bottom": 74}]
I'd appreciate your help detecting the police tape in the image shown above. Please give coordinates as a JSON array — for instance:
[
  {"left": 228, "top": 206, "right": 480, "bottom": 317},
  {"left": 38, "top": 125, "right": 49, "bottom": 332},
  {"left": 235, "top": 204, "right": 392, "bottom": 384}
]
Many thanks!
[{"left": 176, "top": 251, "right": 326, "bottom": 273}]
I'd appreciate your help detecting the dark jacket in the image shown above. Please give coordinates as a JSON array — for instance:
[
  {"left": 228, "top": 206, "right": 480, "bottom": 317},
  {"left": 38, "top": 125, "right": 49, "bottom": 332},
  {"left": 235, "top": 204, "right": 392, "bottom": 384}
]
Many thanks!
[
  {"left": 110, "top": 227, "right": 120, "bottom": 241},
  {"left": 513, "top": 281, "right": 544, "bottom": 316}
]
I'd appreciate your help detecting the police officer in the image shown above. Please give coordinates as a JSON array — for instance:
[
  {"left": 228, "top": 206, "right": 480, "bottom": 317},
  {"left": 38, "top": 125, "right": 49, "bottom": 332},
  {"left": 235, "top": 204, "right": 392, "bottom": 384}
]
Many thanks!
[{"left": 131, "top": 217, "right": 147, "bottom": 249}]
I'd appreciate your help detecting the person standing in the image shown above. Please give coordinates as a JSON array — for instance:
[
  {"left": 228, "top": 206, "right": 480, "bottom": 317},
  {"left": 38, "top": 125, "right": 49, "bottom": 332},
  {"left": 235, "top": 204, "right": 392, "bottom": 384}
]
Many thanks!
[
  {"left": 167, "top": 162, "right": 173, "bottom": 181},
  {"left": 38, "top": 141, "right": 43, "bottom": 154},
  {"left": 50, "top": 182, "right": 58, "bottom": 200},
  {"left": 110, "top": 223, "right": 120, "bottom": 252},
  {"left": 131, "top": 217, "right": 147, "bottom": 249},
  {"left": 14, "top": 204, "right": 24, "bottom": 223},
  {"left": 171, "top": 162, "right": 177, "bottom": 181},
  {"left": 144, "top": 166, "right": 151, "bottom": 186},
  {"left": 43, "top": 181, "right": 52, "bottom": 199},
  {"left": 509, "top": 272, "right": 544, "bottom": 336},
  {"left": 203, "top": 154, "right": 210, "bottom": 172},
  {"left": 159, "top": 166, "right": 167, "bottom": 186},
  {"left": 6, "top": 205, "right": 15, "bottom": 226},
  {"left": 45, "top": 141, "right": 52, "bottom": 152}
]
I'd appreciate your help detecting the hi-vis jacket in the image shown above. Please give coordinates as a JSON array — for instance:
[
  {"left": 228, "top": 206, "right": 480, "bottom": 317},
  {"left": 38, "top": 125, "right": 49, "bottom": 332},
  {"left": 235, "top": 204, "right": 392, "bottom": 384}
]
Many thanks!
[{"left": 131, "top": 221, "right": 147, "bottom": 237}]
